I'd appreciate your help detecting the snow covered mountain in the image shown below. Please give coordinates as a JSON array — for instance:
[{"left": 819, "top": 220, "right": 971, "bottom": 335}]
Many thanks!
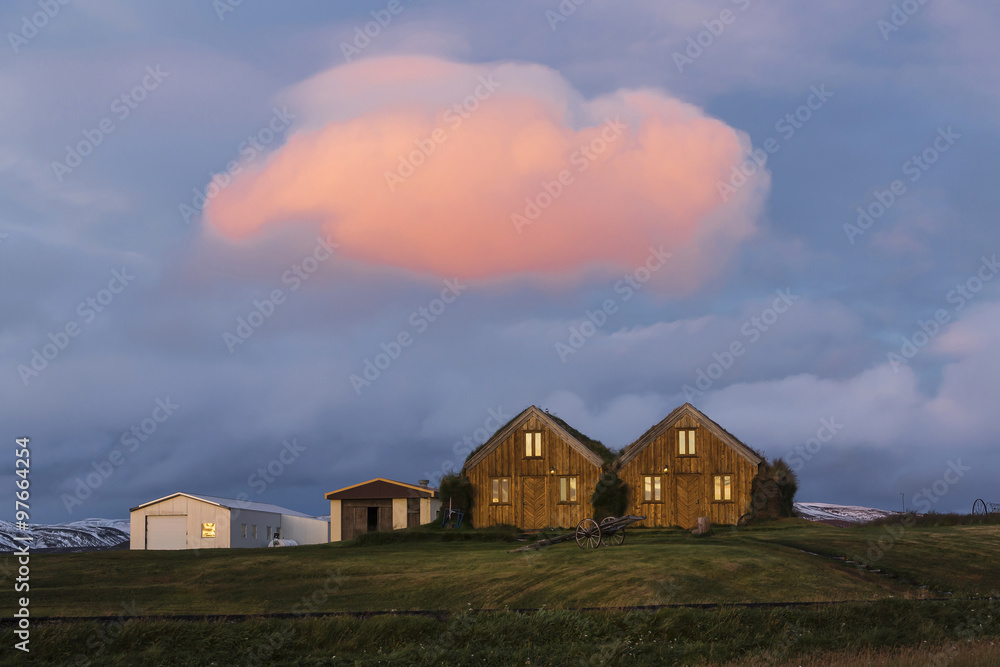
[
  {"left": 794, "top": 502, "right": 897, "bottom": 524},
  {"left": 0, "top": 518, "right": 129, "bottom": 551}
]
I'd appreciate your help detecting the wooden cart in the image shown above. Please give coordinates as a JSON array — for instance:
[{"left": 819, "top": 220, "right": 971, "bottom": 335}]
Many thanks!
[
  {"left": 972, "top": 499, "right": 1000, "bottom": 515},
  {"left": 508, "top": 515, "right": 647, "bottom": 552}
]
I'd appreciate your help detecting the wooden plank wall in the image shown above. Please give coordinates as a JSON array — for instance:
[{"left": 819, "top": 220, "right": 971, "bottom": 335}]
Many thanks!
[
  {"left": 340, "top": 499, "right": 393, "bottom": 540},
  {"left": 619, "top": 414, "right": 757, "bottom": 527},
  {"left": 465, "top": 415, "right": 603, "bottom": 529}
]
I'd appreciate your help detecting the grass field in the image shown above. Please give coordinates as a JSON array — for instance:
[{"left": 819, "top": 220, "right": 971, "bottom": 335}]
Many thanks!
[{"left": 3, "top": 519, "right": 999, "bottom": 665}]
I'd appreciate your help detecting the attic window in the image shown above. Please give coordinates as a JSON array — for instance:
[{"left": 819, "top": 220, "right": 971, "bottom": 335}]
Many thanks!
[
  {"left": 525, "top": 431, "right": 542, "bottom": 458},
  {"left": 678, "top": 429, "right": 697, "bottom": 456}
]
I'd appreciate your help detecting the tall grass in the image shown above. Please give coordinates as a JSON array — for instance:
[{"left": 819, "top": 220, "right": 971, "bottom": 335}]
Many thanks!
[{"left": 11, "top": 598, "right": 1000, "bottom": 666}]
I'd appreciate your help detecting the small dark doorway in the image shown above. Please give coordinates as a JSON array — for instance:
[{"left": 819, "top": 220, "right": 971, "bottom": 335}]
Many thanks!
[{"left": 367, "top": 507, "right": 379, "bottom": 532}]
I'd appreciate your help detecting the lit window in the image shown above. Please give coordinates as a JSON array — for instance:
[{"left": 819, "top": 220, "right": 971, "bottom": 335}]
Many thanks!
[
  {"left": 643, "top": 476, "right": 662, "bottom": 502},
  {"left": 714, "top": 475, "right": 732, "bottom": 501},
  {"left": 252, "top": 525, "right": 257, "bottom": 539},
  {"left": 241, "top": 524, "right": 247, "bottom": 538},
  {"left": 559, "top": 477, "right": 577, "bottom": 503},
  {"left": 679, "top": 429, "right": 697, "bottom": 456},
  {"left": 202, "top": 522, "right": 216, "bottom": 538},
  {"left": 525, "top": 432, "right": 542, "bottom": 457},
  {"left": 491, "top": 478, "right": 510, "bottom": 504}
]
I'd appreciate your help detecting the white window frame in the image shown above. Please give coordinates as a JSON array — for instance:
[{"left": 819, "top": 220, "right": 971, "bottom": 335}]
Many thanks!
[
  {"left": 524, "top": 431, "right": 542, "bottom": 458},
  {"left": 559, "top": 477, "right": 578, "bottom": 503},
  {"left": 643, "top": 476, "right": 662, "bottom": 502},
  {"left": 678, "top": 429, "right": 697, "bottom": 456},
  {"left": 714, "top": 474, "right": 732, "bottom": 501},
  {"left": 491, "top": 477, "right": 510, "bottom": 504}
]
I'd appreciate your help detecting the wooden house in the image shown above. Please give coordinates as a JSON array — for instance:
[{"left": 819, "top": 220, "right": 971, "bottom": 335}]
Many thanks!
[
  {"left": 462, "top": 406, "right": 611, "bottom": 530},
  {"left": 616, "top": 403, "right": 762, "bottom": 529},
  {"left": 325, "top": 478, "right": 440, "bottom": 541}
]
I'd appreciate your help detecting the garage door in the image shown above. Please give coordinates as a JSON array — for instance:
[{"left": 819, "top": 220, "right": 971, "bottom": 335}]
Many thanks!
[{"left": 147, "top": 515, "right": 187, "bottom": 550}]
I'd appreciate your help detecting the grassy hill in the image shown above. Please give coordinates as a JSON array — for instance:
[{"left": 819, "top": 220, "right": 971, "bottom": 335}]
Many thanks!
[{"left": 4, "top": 519, "right": 999, "bottom": 665}]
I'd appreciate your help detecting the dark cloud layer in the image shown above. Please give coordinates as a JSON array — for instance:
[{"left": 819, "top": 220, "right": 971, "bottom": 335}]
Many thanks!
[{"left": 1, "top": 0, "right": 999, "bottom": 521}]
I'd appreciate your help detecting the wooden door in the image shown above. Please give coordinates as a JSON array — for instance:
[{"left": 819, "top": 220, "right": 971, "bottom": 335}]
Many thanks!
[
  {"left": 353, "top": 507, "right": 368, "bottom": 539},
  {"left": 521, "top": 477, "right": 547, "bottom": 530},
  {"left": 675, "top": 475, "right": 701, "bottom": 529}
]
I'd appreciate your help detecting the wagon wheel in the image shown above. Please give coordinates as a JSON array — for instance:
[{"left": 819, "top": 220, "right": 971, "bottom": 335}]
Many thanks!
[
  {"left": 737, "top": 512, "right": 753, "bottom": 527},
  {"left": 575, "top": 518, "right": 601, "bottom": 549},
  {"left": 973, "top": 499, "right": 988, "bottom": 516},
  {"left": 600, "top": 517, "right": 625, "bottom": 547}
]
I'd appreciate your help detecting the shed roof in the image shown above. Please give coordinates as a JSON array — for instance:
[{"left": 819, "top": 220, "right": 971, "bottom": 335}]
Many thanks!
[
  {"left": 324, "top": 478, "right": 438, "bottom": 500},
  {"left": 462, "top": 405, "right": 607, "bottom": 471},
  {"left": 617, "top": 403, "right": 763, "bottom": 468},
  {"left": 129, "top": 492, "right": 321, "bottom": 519}
]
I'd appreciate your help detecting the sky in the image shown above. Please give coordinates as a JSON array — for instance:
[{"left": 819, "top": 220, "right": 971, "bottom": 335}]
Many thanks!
[{"left": 2, "top": 0, "right": 999, "bottom": 522}]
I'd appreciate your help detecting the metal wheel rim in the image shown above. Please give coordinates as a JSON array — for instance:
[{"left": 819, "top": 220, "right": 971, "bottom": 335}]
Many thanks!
[
  {"left": 575, "top": 518, "right": 601, "bottom": 549},
  {"left": 601, "top": 528, "right": 625, "bottom": 547}
]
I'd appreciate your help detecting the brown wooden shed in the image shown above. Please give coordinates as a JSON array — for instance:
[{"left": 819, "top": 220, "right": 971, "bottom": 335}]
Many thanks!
[
  {"left": 616, "top": 403, "right": 762, "bottom": 529},
  {"left": 462, "top": 406, "right": 611, "bottom": 530},
  {"left": 325, "top": 478, "right": 440, "bottom": 541}
]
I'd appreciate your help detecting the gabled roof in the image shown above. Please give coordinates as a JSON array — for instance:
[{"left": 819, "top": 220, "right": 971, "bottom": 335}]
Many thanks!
[
  {"left": 325, "top": 478, "right": 438, "bottom": 500},
  {"left": 129, "top": 492, "right": 322, "bottom": 519},
  {"left": 463, "top": 405, "right": 607, "bottom": 471},
  {"left": 617, "top": 403, "right": 763, "bottom": 468}
]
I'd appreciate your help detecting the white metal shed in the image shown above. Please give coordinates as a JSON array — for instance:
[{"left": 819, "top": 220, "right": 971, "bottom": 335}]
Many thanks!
[{"left": 129, "top": 492, "right": 329, "bottom": 550}]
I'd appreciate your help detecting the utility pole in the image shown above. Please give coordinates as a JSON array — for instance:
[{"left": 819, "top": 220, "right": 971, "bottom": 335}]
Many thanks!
[{"left": 901, "top": 492, "right": 905, "bottom": 514}]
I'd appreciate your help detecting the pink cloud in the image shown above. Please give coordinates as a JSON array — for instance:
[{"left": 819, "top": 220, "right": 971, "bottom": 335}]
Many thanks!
[{"left": 203, "top": 56, "right": 766, "bottom": 289}]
